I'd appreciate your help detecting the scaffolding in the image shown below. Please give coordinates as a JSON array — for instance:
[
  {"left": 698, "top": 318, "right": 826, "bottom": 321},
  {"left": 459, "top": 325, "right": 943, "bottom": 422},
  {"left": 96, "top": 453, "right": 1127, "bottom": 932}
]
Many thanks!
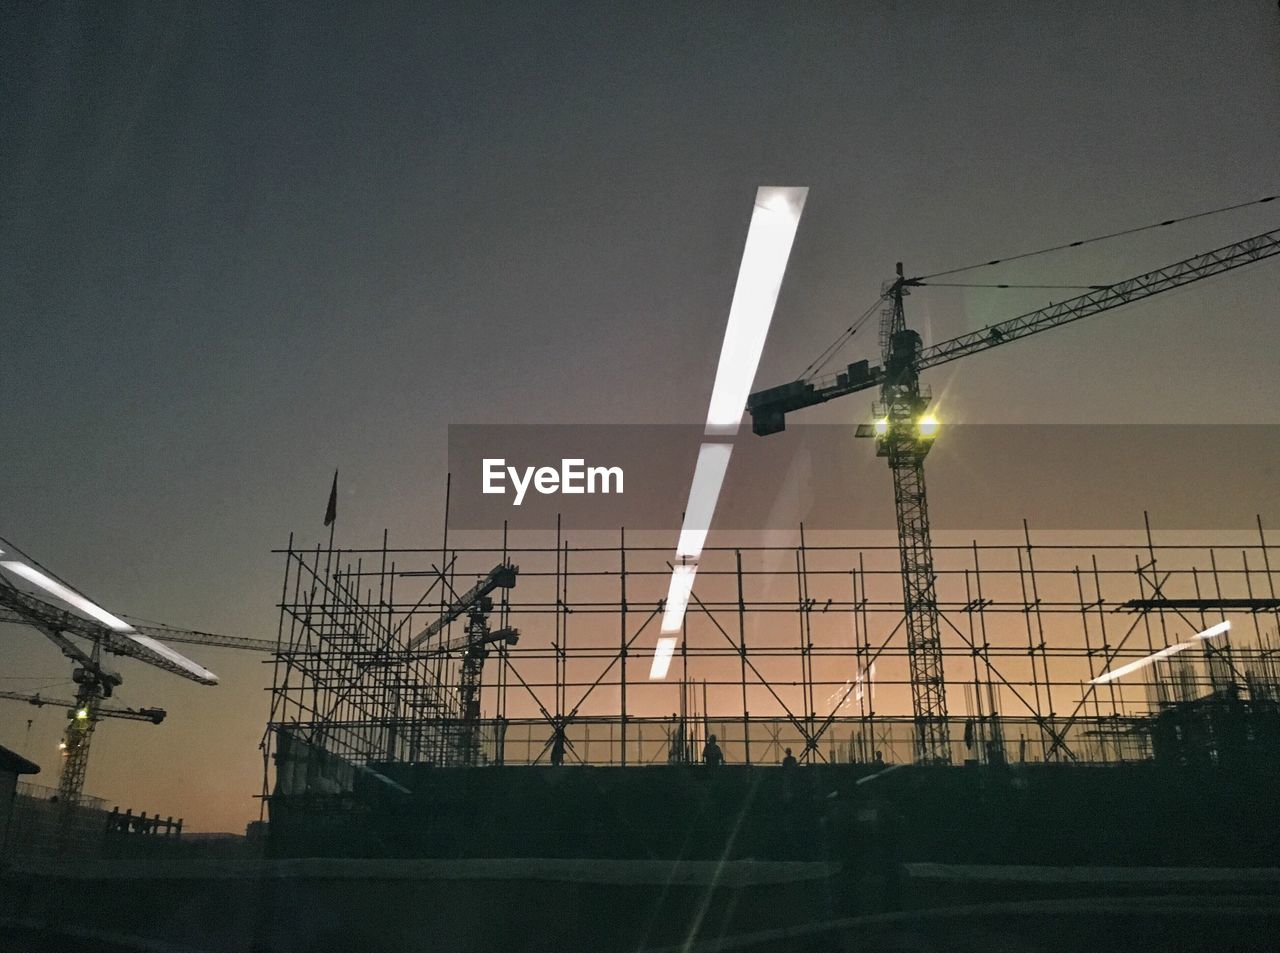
[{"left": 263, "top": 512, "right": 1280, "bottom": 793}]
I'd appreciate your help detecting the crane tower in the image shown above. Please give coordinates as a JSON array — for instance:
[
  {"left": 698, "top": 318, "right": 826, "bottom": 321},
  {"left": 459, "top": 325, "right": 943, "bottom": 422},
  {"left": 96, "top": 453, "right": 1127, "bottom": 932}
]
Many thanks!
[
  {"left": 877, "top": 265, "right": 949, "bottom": 761},
  {"left": 748, "top": 221, "right": 1280, "bottom": 764}
]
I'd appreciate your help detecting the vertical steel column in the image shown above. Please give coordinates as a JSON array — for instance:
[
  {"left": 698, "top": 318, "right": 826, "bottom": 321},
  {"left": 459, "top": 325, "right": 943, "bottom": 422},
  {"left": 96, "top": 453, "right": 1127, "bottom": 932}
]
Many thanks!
[
  {"left": 619, "top": 528, "right": 628, "bottom": 766},
  {"left": 736, "top": 549, "right": 750, "bottom": 765},
  {"left": 57, "top": 691, "right": 96, "bottom": 805},
  {"left": 456, "top": 605, "right": 488, "bottom": 765}
]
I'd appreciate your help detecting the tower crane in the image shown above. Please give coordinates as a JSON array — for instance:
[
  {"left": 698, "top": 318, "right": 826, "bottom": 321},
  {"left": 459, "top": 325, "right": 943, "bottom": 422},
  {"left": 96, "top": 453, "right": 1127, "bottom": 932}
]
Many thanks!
[
  {"left": 284, "top": 563, "right": 519, "bottom": 767},
  {"left": 409, "top": 562, "right": 519, "bottom": 765},
  {"left": 0, "top": 539, "right": 269, "bottom": 816},
  {"left": 747, "top": 224, "right": 1280, "bottom": 764},
  {"left": 0, "top": 689, "right": 166, "bottom": 804}
]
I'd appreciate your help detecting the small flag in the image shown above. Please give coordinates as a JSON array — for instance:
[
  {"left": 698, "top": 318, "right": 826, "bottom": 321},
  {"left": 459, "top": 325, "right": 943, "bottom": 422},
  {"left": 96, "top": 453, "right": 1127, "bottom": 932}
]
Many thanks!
[{"left": 323, "top": 470, "right": 338, "bottom": 526}]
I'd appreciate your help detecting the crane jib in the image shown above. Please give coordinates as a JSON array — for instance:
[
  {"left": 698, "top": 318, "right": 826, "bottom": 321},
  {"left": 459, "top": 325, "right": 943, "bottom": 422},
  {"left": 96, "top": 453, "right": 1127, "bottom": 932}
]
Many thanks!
[
  {"left": 917, "top": 227, "right": 1280, "bottom": 370},
  {"left": 747, "top": 226, "right": 1280, "bottom": 433}
]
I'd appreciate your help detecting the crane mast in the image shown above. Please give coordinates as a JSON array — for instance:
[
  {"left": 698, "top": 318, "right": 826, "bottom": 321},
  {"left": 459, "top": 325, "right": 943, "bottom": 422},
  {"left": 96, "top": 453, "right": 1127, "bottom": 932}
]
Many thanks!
[
  {"left": 456, "top": 603, "right": 518, "bottom": 766},
  {"left": 58, "top": 661, "right": 107, "bottom": 808},
  {"left": 407, "top": 562, "right": 519, "bottom": 764},
  {"left": 0, "top": 682, "right": 167, "bottom": 844},
  {"left": 880, "top": 264, "right": 949, "bottom": 762}
]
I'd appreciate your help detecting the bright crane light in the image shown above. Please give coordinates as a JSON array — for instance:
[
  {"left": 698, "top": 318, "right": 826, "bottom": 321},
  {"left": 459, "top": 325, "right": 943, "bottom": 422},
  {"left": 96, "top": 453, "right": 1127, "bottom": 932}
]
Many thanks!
[
  {"left": 918, "top": 414, "right": 939, "bottom": 438},
  {"left": 75, "top": 708, "right": 89, "bottom": 720},
  {"left": 873, "top": 418, "right": 889, "bottom": 436},
  {"left": 704, "top": 186, "right": 808, "bottom": 436}
]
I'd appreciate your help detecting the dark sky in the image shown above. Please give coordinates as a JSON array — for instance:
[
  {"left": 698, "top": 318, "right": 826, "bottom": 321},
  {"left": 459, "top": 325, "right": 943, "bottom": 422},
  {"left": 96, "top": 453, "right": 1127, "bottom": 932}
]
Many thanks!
[{"left": 2, "top": 2, "right": 1278, "bottom": 831}]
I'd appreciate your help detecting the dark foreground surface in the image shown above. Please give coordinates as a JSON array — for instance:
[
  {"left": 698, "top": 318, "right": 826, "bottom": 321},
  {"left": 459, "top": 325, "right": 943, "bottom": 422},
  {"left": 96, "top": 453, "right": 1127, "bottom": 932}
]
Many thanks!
[
  {"left": 272, "top": 761, "right": 1280, "bottom": 866},
  {"left": 2, "top": 858, "right": 1279, "bottom": 952},
  {"left": 5, "top": 762, "right": 1278, "bottom": 950}
]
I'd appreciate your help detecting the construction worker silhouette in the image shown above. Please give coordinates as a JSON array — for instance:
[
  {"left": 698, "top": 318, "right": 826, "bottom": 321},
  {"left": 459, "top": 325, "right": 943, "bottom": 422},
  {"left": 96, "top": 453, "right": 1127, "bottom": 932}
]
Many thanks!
[
  {"left": 550, "top": 728, "right": 566, "bottom": 766},
  {"left": 702, "top": 734, "right": 725, "bottom": 766}
]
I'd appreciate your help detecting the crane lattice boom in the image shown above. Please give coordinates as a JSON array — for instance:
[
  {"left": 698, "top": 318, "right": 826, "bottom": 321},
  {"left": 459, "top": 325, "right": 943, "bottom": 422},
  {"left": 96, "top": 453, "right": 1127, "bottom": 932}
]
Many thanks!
[
  {"left": 748, "top": 227, "right": 1280, "bottom": 434},
  {"left": 0, "top": 689, "right": 166, "bottom": 724}
]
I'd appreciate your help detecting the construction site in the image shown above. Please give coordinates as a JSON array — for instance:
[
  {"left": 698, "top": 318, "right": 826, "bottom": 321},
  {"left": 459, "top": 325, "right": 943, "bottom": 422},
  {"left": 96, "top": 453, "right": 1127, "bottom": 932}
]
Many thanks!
[
  {"left": 4, "top": 3, "right": 1280, "bottom": 950},
  {"left": 5, "top": 203, "right": 1280, "bottom": 948},
  {"left": 260, "top": 513, "right": 1280, "bottom": 845}
]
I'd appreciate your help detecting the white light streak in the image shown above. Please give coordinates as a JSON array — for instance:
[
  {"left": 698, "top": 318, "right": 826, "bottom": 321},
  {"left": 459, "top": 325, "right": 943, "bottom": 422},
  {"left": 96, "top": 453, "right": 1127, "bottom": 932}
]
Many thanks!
[
  {"left": 856, "top": 662, "right": 876, "bottom": 704},
  {"left": 1091, "top": 642, "right": 1192, "bottom": 685},
  {"left": 649, "top": 636, "right": 678, "bottom": 680},
  {"left": 660, "top": 564, "right": 698, "bottom": 635},
  {"left": 704, "top": 186, "right": 808, "bottom": 436},
  {"left": 126, "top": 632, "right": 219, "bottom": 684},
  {"left": 650, "top": 185, "right": 807, "bottom": 680},
  {"left": 856, "top": 763, "right": 905, "bottom": 785},
  {"left": 0, "top": 557, "right": 218, "bottom": 685},
  {"left": 1, "top": 561, "right": 135, "bottom": 632},
  {"left": 1194, "top": 620, "right": 1231, "bottom": 640},
  {"left": 675, "top": 443, "right": 734, "bottom": 559},
  {"left": 1091, "top": 621, "right": 1229, "bottom": 685},
  {"left": 826, "top": 662, "right": 877, "bottom": 711}
]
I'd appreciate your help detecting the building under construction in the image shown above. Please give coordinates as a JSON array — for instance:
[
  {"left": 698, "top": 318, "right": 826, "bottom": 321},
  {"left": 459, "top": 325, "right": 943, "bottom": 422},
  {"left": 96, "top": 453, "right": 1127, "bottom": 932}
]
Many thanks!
[{"left": 262, "top": 515, "right": 1280, "bottom": 866}]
